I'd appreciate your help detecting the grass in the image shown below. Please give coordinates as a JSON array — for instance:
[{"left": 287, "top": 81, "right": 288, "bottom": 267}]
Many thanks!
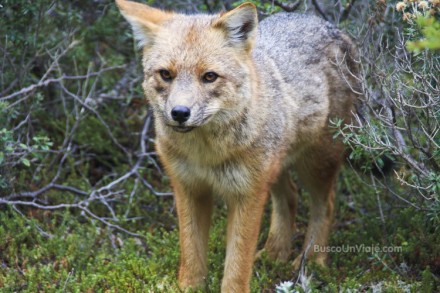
[{"left": 1, "top": 168, "right": 439, "bottom": 292}]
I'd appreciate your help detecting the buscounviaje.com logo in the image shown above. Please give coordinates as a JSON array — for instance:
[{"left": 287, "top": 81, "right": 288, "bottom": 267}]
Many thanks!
[{"left": 314, "top": 244, "right": 403, "bottom": 254}]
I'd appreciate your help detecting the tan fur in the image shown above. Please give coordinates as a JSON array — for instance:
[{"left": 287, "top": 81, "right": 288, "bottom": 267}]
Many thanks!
[{"left": 117, "top": 1, "right": 358, "bottom": 292}]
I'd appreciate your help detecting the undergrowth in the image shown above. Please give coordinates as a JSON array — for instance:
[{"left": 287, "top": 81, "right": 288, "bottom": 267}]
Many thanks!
[{"left": 1, "top": 168, "right": 438, "bottom": 292}]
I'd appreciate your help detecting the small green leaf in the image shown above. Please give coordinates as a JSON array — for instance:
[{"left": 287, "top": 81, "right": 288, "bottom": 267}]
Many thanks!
[{"left": 21, "top": 158, "right": 30, "bottom": 167}]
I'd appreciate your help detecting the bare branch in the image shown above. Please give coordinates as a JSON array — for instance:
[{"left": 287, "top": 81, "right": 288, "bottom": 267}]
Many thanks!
[
  {"left": 0, "top": 66, "right": 124, "bottom": 102},
  {"left": 269, "top": 0, "right": 301, "bottom": 12},
  {"left": 340, "top": 0, "right": 357, "bottom": 22},
  {"left": 311, "top": 0, "right": 329, "bottom": 21}
]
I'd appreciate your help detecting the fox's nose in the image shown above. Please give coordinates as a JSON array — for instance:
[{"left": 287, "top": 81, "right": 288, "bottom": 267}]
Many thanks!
[{"left": 171, "top": 106, "right": 191, "bottom": 123}]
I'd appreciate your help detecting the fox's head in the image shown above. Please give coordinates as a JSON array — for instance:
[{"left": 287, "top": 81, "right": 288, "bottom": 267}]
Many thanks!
[{"left": 116, "top": 0, "right": 258, "bottom": 133}]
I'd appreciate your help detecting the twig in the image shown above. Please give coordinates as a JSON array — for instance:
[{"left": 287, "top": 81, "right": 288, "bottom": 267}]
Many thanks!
[
  {"left": 311, "top": 0, "right": 329, "bottom": 21},
  {"left": 0, "top": 66, "right": 124, "bottom": 102},
  {"left": 340, "top": 0, "right": 357, "bottom": 22},
  {"left": 12, "top": 205, "right": 53, "bottom": 239},
  {"left": 294, "top": 236, "right": 314, "bottom": 287},
  {"left": 0, "top": 199, "right": 144, "bottom": 238},
  {"left": 63, "top": 269, "right": 74, "bottom": 292},
  {"left": 270, "top": 0, "right": 301, "bottom": 12}
]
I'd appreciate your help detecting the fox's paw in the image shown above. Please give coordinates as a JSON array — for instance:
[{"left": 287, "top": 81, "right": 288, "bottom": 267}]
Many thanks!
[
  {"left": 179, "top": 280, "right": 206, "bottom": 292},
  {"left": 255, "top": 248, "right": 266, "bottom": 261},
  {"left": 292, "top": 254, "right": 303, "bottom": 270},
  {"left": 292, "top": 253, "right": 326, "bottom": 270},
  {"left": 178, "top": 274, "right": 207, "bottom": 292},
  {"left": 255, "top": 246, "right": 291, "bottom": 262}
]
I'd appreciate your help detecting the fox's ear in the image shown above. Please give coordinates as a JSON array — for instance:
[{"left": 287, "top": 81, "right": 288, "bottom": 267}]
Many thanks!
[
  {"left": 115, "top": 0, "right": 172, "bottom": 48},
  {"left": 213, "top": 2, "right": 258, "bottom": 51}
]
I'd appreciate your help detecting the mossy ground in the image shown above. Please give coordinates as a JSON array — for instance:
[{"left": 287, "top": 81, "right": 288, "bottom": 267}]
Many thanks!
[{"left": 1, "top": 168, "right": 439, "bottom": 292}]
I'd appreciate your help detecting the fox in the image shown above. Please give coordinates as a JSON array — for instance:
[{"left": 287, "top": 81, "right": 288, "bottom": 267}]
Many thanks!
[{"left": 116, "top": 0, "right": 358, "bottom": 292}]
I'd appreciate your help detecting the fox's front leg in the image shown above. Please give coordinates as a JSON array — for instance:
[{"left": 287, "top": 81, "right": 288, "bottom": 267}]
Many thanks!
[
  {"left": 173, "top": 180, "right": 213, "bottom": 291},
  {"left": 222, "top": 189, "right": 269, "bottom": 293}
]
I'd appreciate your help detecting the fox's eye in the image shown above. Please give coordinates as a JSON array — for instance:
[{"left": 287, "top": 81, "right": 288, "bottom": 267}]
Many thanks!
[
  {"left": 202, "top": 72, "right": 218, "bottom": 83},
  {"left": 159, "top": 69, "right": 172, "bottom": 82}
]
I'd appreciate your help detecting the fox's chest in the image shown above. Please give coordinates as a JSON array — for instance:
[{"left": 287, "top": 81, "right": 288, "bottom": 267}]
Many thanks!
[
  {"left": 157, "top": 128, "right": 268, "bottom": 197},
  {"left": 170, "top": 156, "right": 254, "bottom": 197}
]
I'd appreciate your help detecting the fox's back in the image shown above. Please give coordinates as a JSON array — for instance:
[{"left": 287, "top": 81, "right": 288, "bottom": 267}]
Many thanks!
[
  {"left": 255, "top": 13, "right": 346, "bottom": 77},
  {"left": 253, "top": 13, "right": 357, "bottom": 146}
]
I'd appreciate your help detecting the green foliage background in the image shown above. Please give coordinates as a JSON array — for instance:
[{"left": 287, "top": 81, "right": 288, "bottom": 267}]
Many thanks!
[{"left": 0, "top": 0, "right": 439, "bottom": 291}]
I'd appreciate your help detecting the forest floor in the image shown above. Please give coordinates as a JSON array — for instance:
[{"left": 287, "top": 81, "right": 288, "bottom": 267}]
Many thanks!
[{"left": 1, "top": 168, "right": 439, "bottom": 292}]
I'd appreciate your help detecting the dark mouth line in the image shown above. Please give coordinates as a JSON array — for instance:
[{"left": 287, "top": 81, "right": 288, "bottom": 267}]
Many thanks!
[{"left": 168, "top": 125, "right": 195, "bottom": 133}]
